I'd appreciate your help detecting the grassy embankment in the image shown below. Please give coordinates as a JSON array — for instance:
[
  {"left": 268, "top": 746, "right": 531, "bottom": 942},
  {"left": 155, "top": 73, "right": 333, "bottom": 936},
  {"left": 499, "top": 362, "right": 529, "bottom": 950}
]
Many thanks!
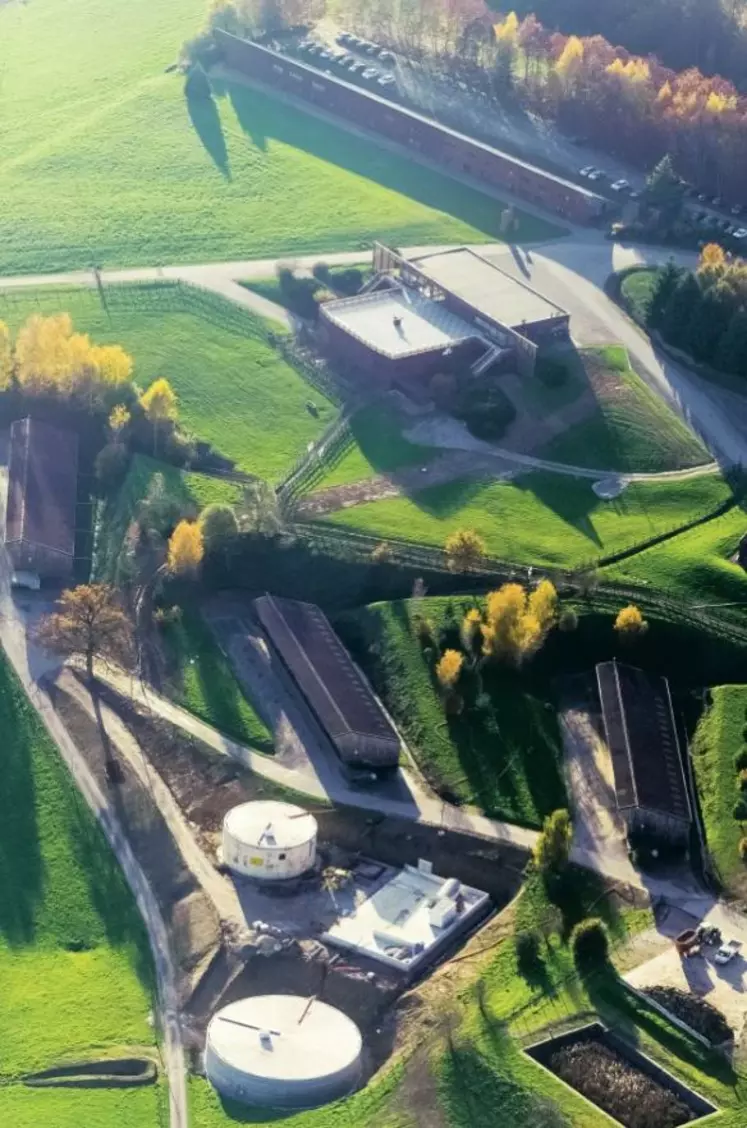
[
  {"left": 322, "top": 469, "right": 732, "bottom": 569},
  {"left": 0, "top": 655, "right": 162, "bottom": 1127},
  {"left": 0, "top": 0, "right": 562, "bottom": 275},
  {"left": 336, "top": 596, "right": 565, "bottom": 825},
  {"left": 540, "top": 345, "right": 708, "bottom": 473},
  {"left": 691, "top": 685, "right": 747, "bottom": 900}
]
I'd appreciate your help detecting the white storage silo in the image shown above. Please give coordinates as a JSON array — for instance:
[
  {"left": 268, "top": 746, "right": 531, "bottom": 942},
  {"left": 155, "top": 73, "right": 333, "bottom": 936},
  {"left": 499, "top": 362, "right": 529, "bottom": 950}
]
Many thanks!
[
  {"left": 221, "top": 800, "right": 317, "bottom": 881},
  {"left": 205, "top": 994, "right": 363, "bottom": 1108}
]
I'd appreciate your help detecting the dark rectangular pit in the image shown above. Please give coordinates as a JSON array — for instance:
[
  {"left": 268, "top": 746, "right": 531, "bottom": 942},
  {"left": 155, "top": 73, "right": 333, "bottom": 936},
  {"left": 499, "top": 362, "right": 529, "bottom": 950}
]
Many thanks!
[{"left": 525, "top": 1022, "right": 717, "bottom": 1128}]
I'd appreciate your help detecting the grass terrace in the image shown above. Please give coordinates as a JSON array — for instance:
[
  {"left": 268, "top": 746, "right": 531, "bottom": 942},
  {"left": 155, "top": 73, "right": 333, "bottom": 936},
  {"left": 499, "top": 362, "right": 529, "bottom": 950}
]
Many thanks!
[
  {"left": 322, "top": 470, "right": 732, "bottom": 568},
  {"left": 0, "top": 0, "right": 563, "bottom": 275},
  {"left": 0, "top": 654, "right": 160, "bottom": 1124},
  {"left": 335, "top": 596, "right": 566, "bottom": 824},
  {"left": 0, "top": 283, "right": 335, "bottom": 482}
]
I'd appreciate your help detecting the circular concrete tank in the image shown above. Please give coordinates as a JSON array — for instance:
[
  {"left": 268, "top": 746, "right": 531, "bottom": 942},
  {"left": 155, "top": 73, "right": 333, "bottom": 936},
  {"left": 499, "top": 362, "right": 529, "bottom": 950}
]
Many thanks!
[
  {"left": 205, "top": 994, "right": 363, "bottom": 1108},
  {"left": 221, "top": 800, "right": 317, "bottom": 882}
]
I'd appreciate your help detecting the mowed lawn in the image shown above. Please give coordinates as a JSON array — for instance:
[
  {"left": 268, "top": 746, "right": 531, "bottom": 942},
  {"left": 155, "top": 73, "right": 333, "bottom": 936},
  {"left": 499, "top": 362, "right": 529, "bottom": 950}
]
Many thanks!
[
  {"left": 317, "top": 401, "right": 441, "bottom": 489},
  {"left": 0, "top": 284, "right": 334, "bottom": 480},
  {"left": 540, "top": 346, "right": 709, "bottom": 473},
  {"left": 0, "top": 655, "right": 159, "bottom": 1118},
  {"left": 691, "top": 685, "right": 747, "bottom": 901},
  {"left": 336, "top": 597, "right": 566, "bottom": 825},
  {"left": 322, "top": 470, "right": 732, "bottom": 567},
  {"left": 607, "top": 504, "right": 747, "bottom": 609},
  {"left": 0, "top": 0, "right": 562, "bottom": 274}
]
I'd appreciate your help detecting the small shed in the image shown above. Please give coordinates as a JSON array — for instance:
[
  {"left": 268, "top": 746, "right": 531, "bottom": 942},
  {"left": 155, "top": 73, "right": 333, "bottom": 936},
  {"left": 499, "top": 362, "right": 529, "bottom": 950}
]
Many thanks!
[
  {"left": 4, "top": 417, "right": 79, "bottom": 581},
  {"left": 596, "top": 660, "right": 692, "bottom": 845}
]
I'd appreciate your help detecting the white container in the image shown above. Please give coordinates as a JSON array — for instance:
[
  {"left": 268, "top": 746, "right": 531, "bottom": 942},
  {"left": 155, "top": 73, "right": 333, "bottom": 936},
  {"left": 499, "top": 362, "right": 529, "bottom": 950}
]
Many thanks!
[
  {"left": 205, "top": 994, "right": 362, "bottom": 1108},
  {"left": 221, "top": 800, "right": 317, "bottom": 881}
]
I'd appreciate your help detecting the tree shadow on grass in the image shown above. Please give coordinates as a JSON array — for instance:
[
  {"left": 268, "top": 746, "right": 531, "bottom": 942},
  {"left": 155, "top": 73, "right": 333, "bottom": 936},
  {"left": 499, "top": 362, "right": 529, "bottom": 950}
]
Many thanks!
[
  {"left": 214, "top": 79, "right": 520, "bottom": 240},
  {"left": 186, "top": 87, "right": 231, "bottom": 179},
  {"left": 0, "top": 664, "right": 43, "bottom": 946}
]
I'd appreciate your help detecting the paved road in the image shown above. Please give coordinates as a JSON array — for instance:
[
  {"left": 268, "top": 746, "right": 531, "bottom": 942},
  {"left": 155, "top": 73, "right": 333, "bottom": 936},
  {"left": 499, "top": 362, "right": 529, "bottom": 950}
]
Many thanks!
[{"left": 0, "top": 587, "right": 188, "bottom": 1127}]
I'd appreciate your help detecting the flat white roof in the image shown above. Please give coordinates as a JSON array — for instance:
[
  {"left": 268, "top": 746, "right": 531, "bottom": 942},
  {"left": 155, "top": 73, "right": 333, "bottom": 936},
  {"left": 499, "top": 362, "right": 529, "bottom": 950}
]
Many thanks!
[
  {"left": 322, "top": 286, "right": 474, "bottom": 359},
  {"left": 206, "top": 995, "right": 362, "bottom": 1082},
  {"left": 223, "top": 801, "right": 317, "bottom": 850},
  {"left": 412, "top": 248, "right": 566, "bottom": 328},
  {"left": 323, "top": 864, "right": 490, "bottom": 971}
]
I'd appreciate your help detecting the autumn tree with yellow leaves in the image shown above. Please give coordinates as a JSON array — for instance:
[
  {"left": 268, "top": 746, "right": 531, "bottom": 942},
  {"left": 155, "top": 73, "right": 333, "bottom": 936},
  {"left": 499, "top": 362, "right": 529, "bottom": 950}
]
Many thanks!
[
  {"left": 13, "top": 313, "right": 132, "bottom": 399},
  {"left": 480, "top": 579, "right": 558, "bottom": 666},
  {"left": 444, "top": 528, "right": 487, "bottom": 573},
  {"left": 36, "top": 583, "right": 132, "bottom": 680},
  {"left": 614, "top": 604, "right": 649, "bottom": 640},
  {"left": 140, "top": 378, "right": 178, "bottom": 455},
  {"left": 167, "top": 520, "right": 204, "bottom": 575},
  {"left": 436, "top": 649, "right": 464, "bottom": 691}
]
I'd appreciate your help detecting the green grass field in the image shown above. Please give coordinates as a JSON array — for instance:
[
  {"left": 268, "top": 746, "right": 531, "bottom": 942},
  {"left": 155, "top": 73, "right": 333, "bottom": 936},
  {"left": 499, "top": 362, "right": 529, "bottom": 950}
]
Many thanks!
[
  {"left": 322, "top": 470, "right": 732, "bottom": 568},
  {"left": 691, "top": 685, "right": 747, "bottom": 900},
  {"left": 619, "top": 268, "right": 659, "bottom": 324},
  {"left": 0, "top": 0, "right": 562, "bottom": 275},
  {"left": 317, "top": 402, "right": 441, "bottom": 490},
  {"left": 0, "top": 283, "right": 335, "bottom": 481},
  {"left": 161, "top": 606, "right": 274, "bottom": 752},
  {"left": 336, "top": 597, "right": 566, "bottom": 824},
  {"left": 0, "top": 653, "right": 159, "bottom": 1121},
  {"left": 607, "top": 504, "right": 747, "bottom": 608},
  {"left": 540, "top": 346, "right": 709, "bottom": 473}
]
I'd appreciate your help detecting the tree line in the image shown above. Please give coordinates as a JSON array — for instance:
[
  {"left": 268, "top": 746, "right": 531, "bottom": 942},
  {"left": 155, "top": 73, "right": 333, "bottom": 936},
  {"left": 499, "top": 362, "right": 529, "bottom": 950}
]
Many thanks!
[
  {"left": 642, "top": 244, "right": 747, "bottom": 378},
  {"left": 196, "top": 0, "right": 747, "bottom": 206}
]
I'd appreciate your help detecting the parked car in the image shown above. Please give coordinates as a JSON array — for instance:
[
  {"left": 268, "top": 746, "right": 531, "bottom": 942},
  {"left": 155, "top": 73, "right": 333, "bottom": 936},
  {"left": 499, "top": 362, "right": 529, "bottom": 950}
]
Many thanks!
[
  {"left": 714, "top": 939, "right": 742, "bottom": 965},
  {"left": 335, "top": 54, "right": 354, "bottom": 66},
  {"left": 732, "top": 228, "right": 747, "bottom": 240},
  {"left": 348, "top": 60, "right": 366, "bottom": 74},
  {"left": 611, "top": 179, "right": 631, "bottom": 192},
  {"left": 364, "top": 42, "right": 380, "bottom": 55},
  {"left": 305, "top": 43, "right": 321, "bottom": 56},
  {"left": 337, "top": 32, "right": 355, "bottom": 46},
  {"left": 361, "top": 67, "right": 380, "bottom": 80},
  {"left": 579, "top": 165, "right": 602, "bottom": 179},
  {"left": 318, "top": 49, "right": 334, "bottom": 61},
  {"left": 731, "top": 204, "right": 744, "bottom": 216},
  {"left": 378, "top": 49, "right": 395, "bottom": 62},
  {"left": 586, "top": 169, "right": 603, "bottom": 182},
  {"left": 378, "top": 74, "right": 396, "bottom": 87}
]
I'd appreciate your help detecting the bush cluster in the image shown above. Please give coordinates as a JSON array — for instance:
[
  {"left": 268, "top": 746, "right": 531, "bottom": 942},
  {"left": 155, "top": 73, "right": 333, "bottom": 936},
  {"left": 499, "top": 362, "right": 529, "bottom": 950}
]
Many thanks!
[
  {"left": 453, "top": 374, "right": 516, "bottom": 441},
  {"left": 645, "top": 986, "right": 732, "bottom": 1045},
  {"left": 571, "top": 917, "right": 609, "bottom": 970}
]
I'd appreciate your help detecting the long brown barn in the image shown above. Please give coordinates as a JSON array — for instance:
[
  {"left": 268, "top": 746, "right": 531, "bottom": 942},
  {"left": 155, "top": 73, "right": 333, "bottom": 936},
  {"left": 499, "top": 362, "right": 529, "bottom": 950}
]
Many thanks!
[{"left": 5, "top": 417, "right": 79, "bottom": 581}]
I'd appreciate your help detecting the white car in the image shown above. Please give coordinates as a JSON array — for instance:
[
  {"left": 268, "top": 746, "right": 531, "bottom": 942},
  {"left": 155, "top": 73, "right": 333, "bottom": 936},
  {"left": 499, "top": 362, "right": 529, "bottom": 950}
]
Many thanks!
[
  {"left": 361, "top": 67, "right": 379, "bottom": 80},
  {"left": 611, "top": 179, "right": 631, "bottom": 192},
  {"left": 713, "top": 939, "right": 741, "bottom": 965},
  {"left": 732, "top": 228, "right": 747, "bottom": 240},
  {"left": 378, "top": 74, "right": 396, "bottom": 87},
  {"left": 579, "top": 165, "right": 597, "bottom": 178}
]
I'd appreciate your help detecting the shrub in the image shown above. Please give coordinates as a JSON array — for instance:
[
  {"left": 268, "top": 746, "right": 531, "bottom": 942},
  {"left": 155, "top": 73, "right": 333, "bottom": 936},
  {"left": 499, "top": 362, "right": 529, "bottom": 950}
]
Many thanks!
[
  {"left": 558, "top": 608, "right": 578, "bottom": 632},
  {"left": 739, "top": 768, "right": 747, "bottom": 791},
  {"left": 536, "top": 357, "right": 568, "bottom": 388},
  {"left": 733, "top": 798, "right": 747, "bottom": 821},
  {"left": 534, "top": 809, "right": 572, "bottom": 874},
  {"left": 740, "top": 836, "right": 747, "bottom": 863},
  {"left": 95, "top": 442, "right": 130, "bottom": 492},
  {"left": 614, "top": 604, "right": 649, "bottom": 639},
  {"left": 312, "top": 261, "right": 330, "bottom": 282},
  {"left": 571, "top": 917, "right": 609, "bottom": 971},
  {"left": 735, "top": 747, "right": 747, "bottom": 772},
  {"left": 415, "top": 614, "right": 436, "bottom": 648},
  {"left": 332, "top": 267, "right": 364, "bottom": 295},
  {"left": 515, "top": 929, "right": 541, "bottom": 975},
  {"left": 435, "top": 648, "right": 464, "bottom": 691}
]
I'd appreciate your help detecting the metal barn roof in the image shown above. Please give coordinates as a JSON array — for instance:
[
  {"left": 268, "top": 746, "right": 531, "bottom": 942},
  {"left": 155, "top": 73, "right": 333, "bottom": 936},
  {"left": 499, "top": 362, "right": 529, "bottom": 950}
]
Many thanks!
[
  {"left": 5, "top": 417, "right": 78, "bottom": 558},
  {"left": 254, "top": 595, "right": 400, "bottom": 765},
  {"left": 596, "top": 660, "right": 692, "bottom": 824}
]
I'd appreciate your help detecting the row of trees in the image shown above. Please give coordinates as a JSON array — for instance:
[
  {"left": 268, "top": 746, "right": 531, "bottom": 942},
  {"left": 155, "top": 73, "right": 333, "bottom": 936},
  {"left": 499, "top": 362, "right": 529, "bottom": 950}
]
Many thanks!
[{"left": 643, "top": 244, "right": 747, "bottom": 377}]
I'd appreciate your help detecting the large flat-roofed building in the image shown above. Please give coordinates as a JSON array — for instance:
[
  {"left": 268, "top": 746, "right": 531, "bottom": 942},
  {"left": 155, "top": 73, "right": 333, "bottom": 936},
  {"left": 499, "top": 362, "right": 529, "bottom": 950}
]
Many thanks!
[
  {"left": 5, "top": 417, "right": 79, "bottom": 581},
  {"left": 596, "top": 660, "right": 692, "bottom": 845},
  {"left": 254, "top": 595, "right": 401, "bottom": 776},
  {"left": 410, "top": 247, "right": 569, "bottom": 346},
  {"left": 319, "top": 243, "right": 569, "bottom": 392}
]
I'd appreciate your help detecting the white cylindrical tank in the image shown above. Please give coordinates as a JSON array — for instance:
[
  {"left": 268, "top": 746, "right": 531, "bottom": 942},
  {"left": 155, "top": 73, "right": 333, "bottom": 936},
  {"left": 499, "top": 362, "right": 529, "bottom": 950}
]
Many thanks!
[
  {"left": 205, "top": 994, "right": 363, "bottom": 1108},
  {"left": 221, "top": 800, "right": 317, "bottom": 881}
]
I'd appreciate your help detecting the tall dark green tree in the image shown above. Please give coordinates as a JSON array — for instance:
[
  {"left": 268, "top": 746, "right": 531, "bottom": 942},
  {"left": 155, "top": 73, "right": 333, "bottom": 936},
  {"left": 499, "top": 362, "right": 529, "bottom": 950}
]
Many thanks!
[
  {"left": 716, "top": 309, "right": 747, "bottom": 378},
  {"left": 646, "top": 259, "right": 682, "bottom": 328},
  {"left": 686, "top": 283, "right": 733, "bottom": 363},
  {"left": 659, "top": 272, "right": 702, "bottom": 348}
]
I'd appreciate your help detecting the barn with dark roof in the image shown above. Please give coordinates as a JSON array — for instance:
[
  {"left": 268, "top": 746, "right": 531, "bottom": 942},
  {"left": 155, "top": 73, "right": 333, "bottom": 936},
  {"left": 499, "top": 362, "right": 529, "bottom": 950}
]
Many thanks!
[
  {"left": 596, "top": 660, "right": 692, "bottom": 844},
  {"left": 254, "top": 594, "right": 401, "bottom": 776},
  {"left": 5, "top": 417, "right": 79, "bottom": 581}
]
